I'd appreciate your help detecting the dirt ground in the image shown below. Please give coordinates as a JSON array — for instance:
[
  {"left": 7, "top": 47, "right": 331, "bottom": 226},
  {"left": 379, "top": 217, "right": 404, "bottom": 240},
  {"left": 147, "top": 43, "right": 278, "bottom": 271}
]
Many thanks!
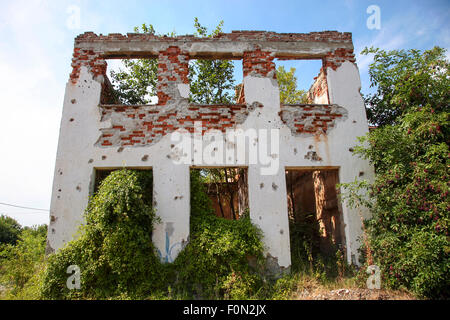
[{"left": 295, "top": 287, "right": 416, "bottom": 300}]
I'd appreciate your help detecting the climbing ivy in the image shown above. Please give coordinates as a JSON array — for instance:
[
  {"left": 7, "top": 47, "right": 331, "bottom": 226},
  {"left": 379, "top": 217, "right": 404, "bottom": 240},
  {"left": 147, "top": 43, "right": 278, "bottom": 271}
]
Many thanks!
[{"left": 40, "top": 169, "right": 265, "bottom": 299}]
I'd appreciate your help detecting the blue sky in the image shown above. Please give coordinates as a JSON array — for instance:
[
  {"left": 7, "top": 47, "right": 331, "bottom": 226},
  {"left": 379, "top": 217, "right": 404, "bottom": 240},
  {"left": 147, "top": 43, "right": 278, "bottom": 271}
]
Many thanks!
[{"left": 0, "top": 0, "right": 449, "bottom": 226}]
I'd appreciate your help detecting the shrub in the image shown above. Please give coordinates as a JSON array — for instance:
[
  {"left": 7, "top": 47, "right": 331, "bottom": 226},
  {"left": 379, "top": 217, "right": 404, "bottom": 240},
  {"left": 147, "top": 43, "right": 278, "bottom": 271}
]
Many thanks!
[
  {"left": 0, "top": 225, "right": 47, "bottom": 299},
  {"left": 0, "top": 215, "right": 22, "bottom": 246},
  {"left": 41, "top": 169, "right": 266, "bottom": 300},
  {"left": 41, "top": 169, "right": 165, "bottom": 299},
  {"left": 171, "top": 170, "right": 265, "bottom": 299}
]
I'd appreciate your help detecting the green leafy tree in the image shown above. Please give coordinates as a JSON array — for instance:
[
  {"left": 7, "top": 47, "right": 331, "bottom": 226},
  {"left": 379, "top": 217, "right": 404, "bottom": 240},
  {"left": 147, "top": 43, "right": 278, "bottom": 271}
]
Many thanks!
[
  {"left": 110, "top": 19, "right": 236, "bottom": 105},
  {"left": 363, "top": 46, "right": 449, "bottom": 126},
  {"left": 277, "top": 66, "right": 308, "bottom": 104},
  {"left": 188, "top": 18, "right": 235, "bottom": 104},
  {"left": 41, "top": 169, "right": 164, "bottom": 299},
  {"left": 109, "top": 24, "right": 159, "bottom": 104},
  {"left": 0, "top": 215, "right": 22, "bottom": 246},
  {"left": 0, "top": 225, "right": 47, "bottom": 299},
  {"left": 341, "top": 47, "right": 449, "bottom": 299}
]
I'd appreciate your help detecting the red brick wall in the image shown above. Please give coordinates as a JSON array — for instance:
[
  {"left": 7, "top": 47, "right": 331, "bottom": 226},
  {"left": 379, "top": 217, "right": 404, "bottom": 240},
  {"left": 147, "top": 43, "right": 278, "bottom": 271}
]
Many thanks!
[
  {"left": 243, "top": 49, "right": 276, "bottom": 78},
  {"left": 70, "top": 48, "right": 106, "bottom": 84},
  {"left": 96, "top": 104, "right": 254, "bottom": 147},
  {"left": 157, "top": 46, "right": 189, "bottom": 106},
  {"left": 279, "top": 104, "right": 348, "bottom": 135}
]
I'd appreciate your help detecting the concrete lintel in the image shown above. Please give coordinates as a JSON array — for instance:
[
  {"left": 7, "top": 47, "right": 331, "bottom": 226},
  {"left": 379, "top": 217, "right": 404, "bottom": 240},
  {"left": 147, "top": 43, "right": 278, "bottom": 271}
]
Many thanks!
[{"left": 76, "top": 41, "right": 353, "bottom": 60}]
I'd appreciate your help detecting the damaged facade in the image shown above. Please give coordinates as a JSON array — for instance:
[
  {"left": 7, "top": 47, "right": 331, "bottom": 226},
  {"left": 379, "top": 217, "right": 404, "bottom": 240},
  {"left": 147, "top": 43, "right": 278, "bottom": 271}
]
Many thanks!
[{"left": 48, "top": 30, "right": 373, "bottom": 272}]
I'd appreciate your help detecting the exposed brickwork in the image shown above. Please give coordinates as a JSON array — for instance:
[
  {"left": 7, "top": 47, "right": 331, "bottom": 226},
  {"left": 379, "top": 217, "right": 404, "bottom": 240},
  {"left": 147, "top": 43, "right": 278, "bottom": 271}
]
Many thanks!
[
  {"left": 243, "top": 49, "right": 276, "bottom": 78},
  {"left": 70, "top": 48, "right": 107, "bottom": 84},
  {"left": 323, "top": 48, "right": 356, "bottom": 71},
  {"left": 74, "top": 30, "right": 352, "bottom": 45},
  {"left": 308, "top": 68, "right": 329, "bottom": 104},
  {"left": 235, "top": 83, "right": 245, "bottom": 104},
  {"left": 279, "top": 104, "right": 348, "bottom": 135},
  {"left": 96, "top": 103, "right": 262, "bottom": 147},
  {"left": 157, "top": 46, "right": 189, "bottom": 105}
]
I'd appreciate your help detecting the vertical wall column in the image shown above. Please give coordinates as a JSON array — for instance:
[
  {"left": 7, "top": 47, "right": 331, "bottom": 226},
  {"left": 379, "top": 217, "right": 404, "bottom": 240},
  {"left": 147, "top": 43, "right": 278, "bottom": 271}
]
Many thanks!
[
  {"left": 47, "top": 49, "right": 107, "bottom": 253},
  {"left": 156, "top": 46, "right": 190, "bottom": 105},
  {"left": 152, "top": 46, "right": 191, "bottom": 262},
  {"left": 324, "top": 49, "right": 374, "bottom": 264},
  {"left": 152, "top": 161, "right": 190, "bottom": 263},
  {"left": 243, "top": 49, "right": 292, "bottom": 274}
]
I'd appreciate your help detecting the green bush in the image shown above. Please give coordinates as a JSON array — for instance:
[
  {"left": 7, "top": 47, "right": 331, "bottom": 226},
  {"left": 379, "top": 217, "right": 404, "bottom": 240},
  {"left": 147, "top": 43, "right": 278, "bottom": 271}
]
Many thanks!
[
  {"left": 340, "top": 47, "right": 449, "bottom": 299},
  {"left": 354, "top": 107, "right": 449, "bottom": 299},
  {"left": 169, "top": 170, "right": 265, "bottom": 299},
  {"left": 0, "top": 225, "right": 47, "bottom": 299},
  {"left": 40, "top": 169, "right": 266, "bottom": 300},
  {"left": 41, "top": 169, "right": 166, "bottom": 299},
  {"left": 0, "top": 215, "right": 22, "bottom": 246}
]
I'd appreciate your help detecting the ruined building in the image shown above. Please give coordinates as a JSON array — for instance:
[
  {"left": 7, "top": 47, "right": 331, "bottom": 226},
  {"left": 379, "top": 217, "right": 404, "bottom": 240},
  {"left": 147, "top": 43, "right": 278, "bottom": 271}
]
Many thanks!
[{"left": 47, "top": 30, "right": 374, "bottom": 273}]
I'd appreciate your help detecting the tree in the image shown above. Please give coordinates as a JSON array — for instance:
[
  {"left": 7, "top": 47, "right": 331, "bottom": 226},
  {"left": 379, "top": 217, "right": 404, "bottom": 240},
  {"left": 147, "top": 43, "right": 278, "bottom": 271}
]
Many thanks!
[
  {"left": 109, "top": 24, "right": 159, "bottom": 105},
  {"left": 342, "top": 47, "right": 449, "bottom": 298},
  {"left": 0, "top": 215, "right": 22, "bottom": 246},
  {"left": 0, "top": 224, "right": 47, "bottom": 298},
  {"left": 362, "top": 46, "right": 449, "bottom": 126},
  {"left": 277, "top": 66, "right": 308, "bottom": 104},
  {"left": 189, "top": 18, "right": 235, "bottom": 104},
  {"left": 110, "top": 19, "right": 236, "bottom": 105}
]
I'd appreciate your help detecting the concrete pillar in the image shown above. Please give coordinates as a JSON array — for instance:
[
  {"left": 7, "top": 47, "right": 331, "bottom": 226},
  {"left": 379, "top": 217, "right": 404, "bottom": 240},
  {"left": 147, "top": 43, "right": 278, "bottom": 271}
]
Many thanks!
[
  {"left": 152, "top": 162, "right": 190, "bottom": 263},
  {"left": 243, "top": 50, "right": 291, "bottom": 274},
  {"left": 326, "top": 60, "right": 375, "bottom": 264},
  {"left": 47, "top": 64, "right": 104, "bottom": 252}
]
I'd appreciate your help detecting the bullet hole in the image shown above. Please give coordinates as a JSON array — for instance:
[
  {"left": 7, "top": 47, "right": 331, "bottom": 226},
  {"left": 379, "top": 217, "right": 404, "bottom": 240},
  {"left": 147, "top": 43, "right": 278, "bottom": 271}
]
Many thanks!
[
  {"left": 166, "top": 154, "right": 171, "bottom": 159},
  {"left": 309, "top": 145, "right": 313, "bottom": 149},
  {"left": 304, "top": 151, "right": 322, "bottom": 162},
  {"left": 353, "top": 120, "right": 357, "bottom": 123},
  {"left": 71, "top": 99, "right": 76, "bottom": 104},
  {"left": 349, "top": 148, "right": 354, "bottom": 152},
  {"left": 52, "top": 228, "right": 55, "bottom": 234},
  {"left": 69, "top": 118, "right": 74, "bottom": 122},
  {"left": 259, "top": 216, "right": 262, "bottom": 220},
  {"left": 260, "top": 183, "right": 264, "bottom": 189},
  {"left": 50, "top": 215, "right": 57, "bottom": 223},
  {"left": 117, "top": 147, "right": 124, "bottom": 153},
  {"left": 294, "top": 148, "right": 297, "bottom": 155},
  {"left": 141, "top": 155, "right": 149, "bottom": 161},
  {"left": 174, "top": 196, "right": 178, "bottom": 200},
  {"left": 359, "top": 171, "right": 364, "bottom": 177},
  {"left": 101, "top": 155, "right": 107, "bottom": 160},
  {"left": 76, "top": 185, "right": 81, "bottom": 191},
  {"left": 170, "top": 144, "right": 175, "bottom": 148},
  {"left": 88, "top": 159, "right": 93, "bottom": 163},
  {"left": 280, "top": 229, "right": 284, "bottom": 234},
  {"left": 57, "top": 196, "right": 60, "bottom": 199},
  {"left": 272, "top": 182, "right": 278, "bottom": 191},
  {"left": 59, "top": 170, "right": 63, "bottom": 175},
  {"left": 58, "top": 189, "right": 61, "bottom": 192}
]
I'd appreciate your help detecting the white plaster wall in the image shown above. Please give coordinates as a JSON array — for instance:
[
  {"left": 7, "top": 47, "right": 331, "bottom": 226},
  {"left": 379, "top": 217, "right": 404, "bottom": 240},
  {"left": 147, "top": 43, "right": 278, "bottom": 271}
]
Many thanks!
[
  {"left": 50, "top": 60, "right": 373, "bottom": 268},
  {"left": 48, "top": 66, "right": 191, "bottom": 258}
]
